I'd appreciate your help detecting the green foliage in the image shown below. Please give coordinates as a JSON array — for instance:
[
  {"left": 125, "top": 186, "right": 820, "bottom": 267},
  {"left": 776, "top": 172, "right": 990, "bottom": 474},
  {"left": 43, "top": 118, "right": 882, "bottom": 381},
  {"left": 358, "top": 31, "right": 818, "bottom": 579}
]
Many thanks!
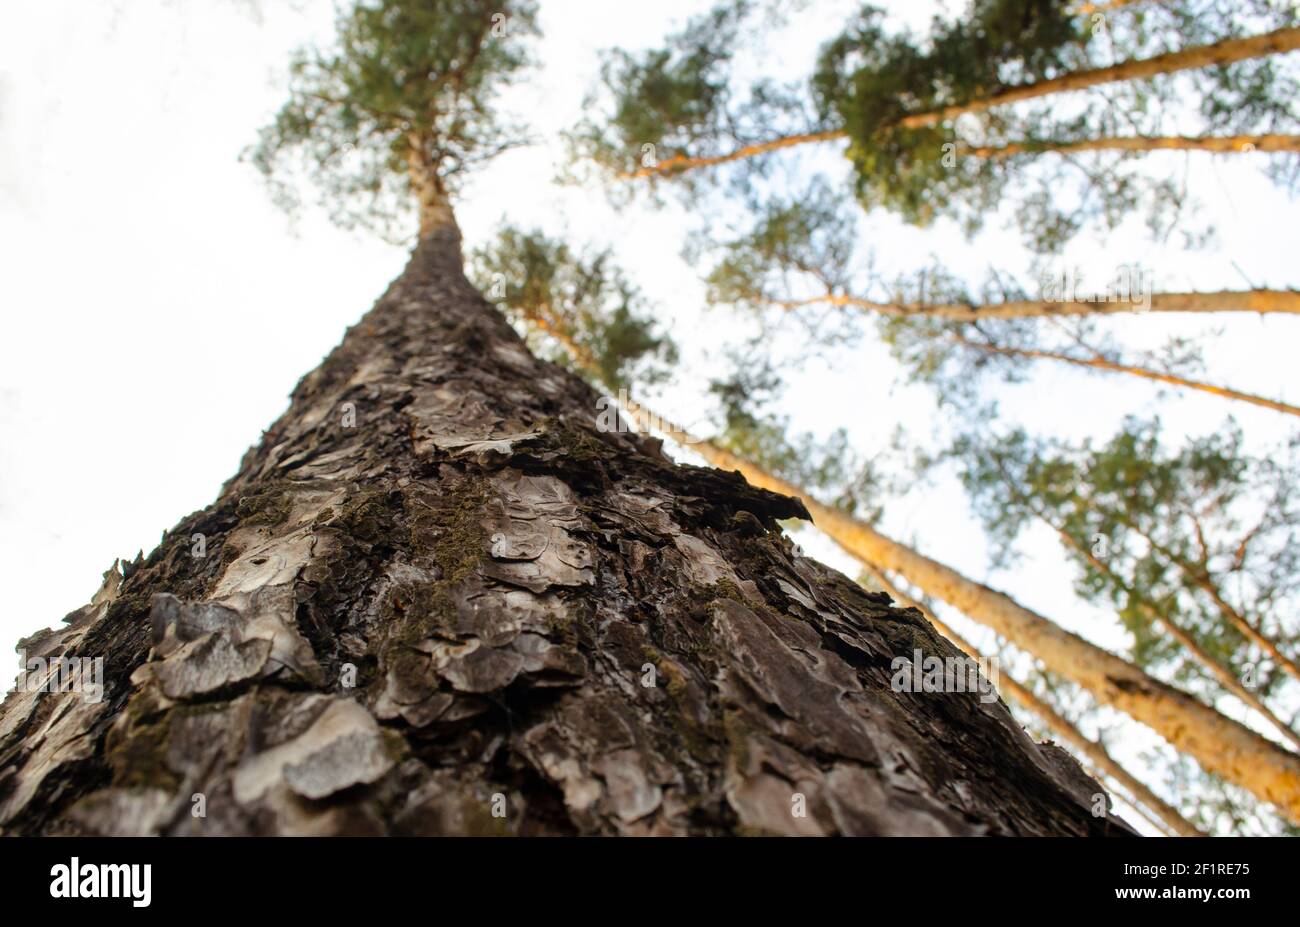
[
  {"left": 813, "top": 2, "right": 1078, "bottom": 236},
  {"left": 568, "top": 1, "right": 750, "bottom": 177},
  {"left": 468, "top": 226, "right": 677, "bottom": 392},
  {"left": 815, "top": 1, "right": 1203, "bottom": 249},
  {"left": 569, "top": 0, "right": 824, "bottom": 195},
  {"left": 813, "top": 1, "right": 1084, "bottom": 130},
  {"left": 955, "top": 419, "right": 1300, "bottom": 699},
  {"left": 817, "top": 0, "right": 1300, "bottom": 250},
  {"left": 246, "top": 0, "right": 539, "bottom": 241},
  {"left": 584, "top": 0, "right": 1299, "bottom": 250},
  {"left": 701, "top": 177, "right": 857, "bottom": 310},
  {"left": 873, "top": 269, "right": 1029, "bottom": 406}
]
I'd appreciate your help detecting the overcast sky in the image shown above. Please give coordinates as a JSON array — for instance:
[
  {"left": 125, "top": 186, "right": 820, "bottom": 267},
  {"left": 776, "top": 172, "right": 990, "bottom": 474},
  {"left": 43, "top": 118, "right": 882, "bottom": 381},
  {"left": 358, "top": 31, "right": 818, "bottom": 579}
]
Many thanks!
[{"left": 2, "top": 0, "right": 1297, "bottom": 834}]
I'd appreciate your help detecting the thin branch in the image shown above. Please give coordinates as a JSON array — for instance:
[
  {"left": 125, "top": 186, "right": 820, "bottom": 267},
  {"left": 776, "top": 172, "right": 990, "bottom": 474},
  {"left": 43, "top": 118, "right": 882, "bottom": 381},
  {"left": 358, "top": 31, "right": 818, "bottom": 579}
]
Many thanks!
[
  {"left": 950, "top": 333, "right": 1300, "bottom": 419},
  {"left": 957, "top": 134, "right": 1300, "bottom": 157},
  {"left": 762, "top": 287, "right": 1300, "bottom": 320}
]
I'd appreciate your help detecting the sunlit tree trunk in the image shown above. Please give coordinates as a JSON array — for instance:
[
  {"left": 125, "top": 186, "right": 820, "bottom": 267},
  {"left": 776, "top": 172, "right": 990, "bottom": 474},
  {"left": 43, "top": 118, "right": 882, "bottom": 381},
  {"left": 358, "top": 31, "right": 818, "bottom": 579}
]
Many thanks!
[
  {"left": 0, "top": 204, "right": 1136, "bottom": 836},
  {"left": 959, "top": 134, "right": 1300, "bottom": 158},
  {"left": 1098, "top": 509, "right": 1300, "bottom": 685},
  {"left": 1074, "top": 0, "right": 1155, "bottom": 15},
  {"left": 618, "top": 129, "right": 845, "bottom": 180},
  {"left": 769, "top": 288, "right": 1300, "bottom": 320},
  {"left": 1036, "top": 510, "right": 1300, "bottom": 752},
  {"left": 951, "top": 335, "right": 1300, "bottom": 418},
  {"left": 898, "top": 27, "right": 1300, "bottom": 129}
]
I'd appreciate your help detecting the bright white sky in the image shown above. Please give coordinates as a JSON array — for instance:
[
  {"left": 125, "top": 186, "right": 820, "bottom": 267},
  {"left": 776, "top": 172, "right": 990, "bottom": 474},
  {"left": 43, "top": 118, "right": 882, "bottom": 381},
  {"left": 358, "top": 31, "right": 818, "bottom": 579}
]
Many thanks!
[{"left": 2, "top": 0, "right": 1297, "bottom": 835}]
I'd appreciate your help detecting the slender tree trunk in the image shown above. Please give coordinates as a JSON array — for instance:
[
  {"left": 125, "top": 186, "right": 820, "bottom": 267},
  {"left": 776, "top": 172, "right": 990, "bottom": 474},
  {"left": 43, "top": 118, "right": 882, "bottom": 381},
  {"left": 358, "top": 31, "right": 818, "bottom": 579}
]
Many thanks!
[
  {"left": 1074, "top": 0, "right": 1153, "bottom": 15},
  {"left": 0, "top": 214, "right": 1133, "bottom": 837},
  {"left": 959, "top": 134, "right": 1300, "bottom": 157},
  {"left": 770, "top": 288, "right": 1300, "bottom": 320},
  {"left": 1045, "top": 519, "right": 1300, "bottom": 752},
  {"left": 1099, "top": 509, "right": 1300, "bottom": 685},
  {"left": 952, "top": 336, "right": 1300, "bottom": 418},
  {"left": 647, "top": 429, "right": 1300, "bottom": 823},
  {"left": 862, "top": 564, "right": 1205, "bottom": 837},
  {"left": 617, "top": 129, "right": 845, "bottom": 180},
  {"left": 898, "top": 27, "right": 1300, "bottom": 129}
]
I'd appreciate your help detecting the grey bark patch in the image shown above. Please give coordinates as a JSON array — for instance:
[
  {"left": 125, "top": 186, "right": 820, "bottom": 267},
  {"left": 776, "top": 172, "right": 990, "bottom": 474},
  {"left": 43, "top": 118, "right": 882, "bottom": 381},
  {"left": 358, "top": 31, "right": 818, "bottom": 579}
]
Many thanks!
[
  {"left": 67, "top": 788, "right": 173, "bottom": 837},
  {"left": 724, "top": 731, "right": 831, "bottom": 836},
  {"left": 233, "top": 698, "right": 394, "bottom": 804},
  {"left": 673, "top": 533, "right": 744, "bottom": 587},
  {"left": 150, "top": 594, "right": 243, "bottom": 656},
  {"left": 283, "top": 729, "right": 395, "bottom": 800},
  {"left": 710, "top": 598, "right": 877, "bottom": 765},
  {"left": 151, "top": 633, "right": 273, "bottom": 699},
  {"left": 480, "top": 473, "right": 594, "bottom": 592},
  {"left": 447, "top": 431, "right": 542, "bottom": 459},
  {"left": 593, "top": 749, "right": 662, "bottom": 823},
  {"left": 145, "top": 589, "right": 322, "bottom": 693},
  {"left": 437, "top": 641, "right": 526, "bottom": 693}
]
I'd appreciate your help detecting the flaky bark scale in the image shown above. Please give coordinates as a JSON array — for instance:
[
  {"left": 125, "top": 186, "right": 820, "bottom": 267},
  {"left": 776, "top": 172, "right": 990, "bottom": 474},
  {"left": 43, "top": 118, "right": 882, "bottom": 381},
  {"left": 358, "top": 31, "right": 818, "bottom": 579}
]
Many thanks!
[{"left": 0, "top": 221, "right": 1129, "bottom": 836}]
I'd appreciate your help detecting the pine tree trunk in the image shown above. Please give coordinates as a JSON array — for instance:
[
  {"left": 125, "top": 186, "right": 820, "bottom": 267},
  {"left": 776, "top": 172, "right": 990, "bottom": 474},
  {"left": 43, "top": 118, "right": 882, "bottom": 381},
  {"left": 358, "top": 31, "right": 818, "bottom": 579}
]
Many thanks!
[
  {"left": 773, "top": 288, "right": 1300, "bottom": 320},
  {"left": 898, "top": 27, "right": 1300, "bottom": 129},
  {"left": 961, "top": 134, "right": 1300, "bottom": 157},
  {"left": 951, "top": 336, "right": 1300, "bottom": 418},
  {"left": 0, "top": 219, "right": 1132, "bottom": 837},
  {"left": 682, "top": 437, "right": 1300, "bottom": 824}
]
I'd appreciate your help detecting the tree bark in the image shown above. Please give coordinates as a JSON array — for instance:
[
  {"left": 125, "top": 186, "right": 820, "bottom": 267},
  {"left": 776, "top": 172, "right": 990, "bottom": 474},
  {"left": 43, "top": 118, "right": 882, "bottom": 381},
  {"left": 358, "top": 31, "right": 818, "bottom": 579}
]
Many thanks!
[
  {"left": 0, "top": 217, "right": 1129, "bottom": 837},
  {"left": 862, "top": 563, "right": 1205, "bottom": 837},
  {"left": 618, "top": 129, "right": 846, "bottom": 180},
  {"left": 1074, "top": 0, "right": 1151, "bottom": 15},
  {"left": 670, "top": 434, "right": 1300, "bottom": 824}
]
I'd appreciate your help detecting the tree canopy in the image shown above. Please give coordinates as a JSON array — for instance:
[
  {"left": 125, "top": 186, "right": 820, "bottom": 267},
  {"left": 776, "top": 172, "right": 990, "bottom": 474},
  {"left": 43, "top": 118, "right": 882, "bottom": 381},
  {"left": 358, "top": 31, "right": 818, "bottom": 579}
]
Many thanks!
[
  {"left": 247, "top": 0, "right": 539, "bottom": 240},
  {"left": 238, "top": 0, "right": 1300, "bottom": 835}
]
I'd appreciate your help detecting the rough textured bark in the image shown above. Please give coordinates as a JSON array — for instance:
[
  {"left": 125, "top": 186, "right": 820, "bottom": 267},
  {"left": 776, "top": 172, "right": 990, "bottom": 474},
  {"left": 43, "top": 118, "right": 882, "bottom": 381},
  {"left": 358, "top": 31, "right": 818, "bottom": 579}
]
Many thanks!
[
  {"left": 861, "top": 563, "right": 1205, "bottom": 838},
  {"left": 0, "top": 217, "right": 1130, "bottom": 837},
  {"left": 673, "top": 435, "right": 1300, "bottom": 824}
]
